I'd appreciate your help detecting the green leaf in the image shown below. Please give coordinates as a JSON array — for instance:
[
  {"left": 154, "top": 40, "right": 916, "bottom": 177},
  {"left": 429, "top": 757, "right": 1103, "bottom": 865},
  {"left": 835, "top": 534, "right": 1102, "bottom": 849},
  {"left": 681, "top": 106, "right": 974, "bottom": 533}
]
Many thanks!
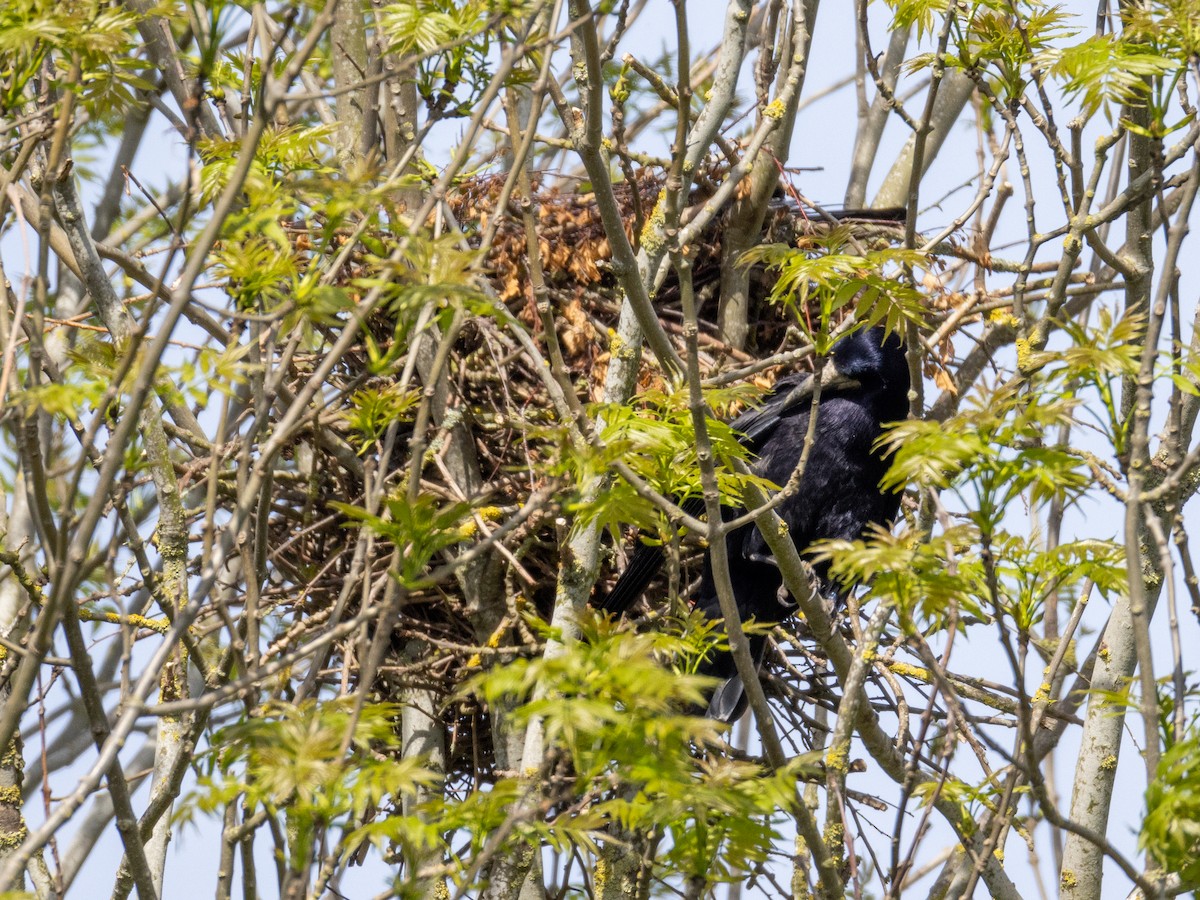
[
  {"left": 1052, "top": 34, "right": 1176, "bottom": 118},
  {"left": 182, "top": 699, "right": 440, "bottom": 869},
  {"left": 332, "top": 493, "right": 477, "bottom": 587},
  {"left": 1142, "top": 728, "right": 1200, "bottom": 883}
]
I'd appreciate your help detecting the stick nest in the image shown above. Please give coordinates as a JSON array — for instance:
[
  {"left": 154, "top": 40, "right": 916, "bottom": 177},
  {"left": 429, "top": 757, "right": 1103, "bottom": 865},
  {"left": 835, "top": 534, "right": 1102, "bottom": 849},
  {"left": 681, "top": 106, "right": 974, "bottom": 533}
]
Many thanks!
[{"left": 249, "top": 167, "right": 910, "bottom": 789}]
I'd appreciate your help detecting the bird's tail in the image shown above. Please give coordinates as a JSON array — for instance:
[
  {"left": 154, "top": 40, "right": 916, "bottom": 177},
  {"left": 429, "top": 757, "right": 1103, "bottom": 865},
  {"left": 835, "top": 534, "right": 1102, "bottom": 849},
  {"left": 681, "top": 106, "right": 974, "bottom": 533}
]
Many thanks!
[
  {"left": 593, "top": 497, "right": 707, "bottom": 616},
  {"left": 703, "top": 634, "right": 767, "bottom": 723},
  {"left": 706, "top": 675, "right": 747, "bottom": 723}
]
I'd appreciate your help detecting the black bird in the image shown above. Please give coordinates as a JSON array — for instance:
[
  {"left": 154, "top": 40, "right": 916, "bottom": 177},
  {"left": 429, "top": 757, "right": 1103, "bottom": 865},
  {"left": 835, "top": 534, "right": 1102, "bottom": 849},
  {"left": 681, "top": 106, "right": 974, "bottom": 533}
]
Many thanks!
[{"left": 595, "top": 326, "right": 911, "bottom": 721}]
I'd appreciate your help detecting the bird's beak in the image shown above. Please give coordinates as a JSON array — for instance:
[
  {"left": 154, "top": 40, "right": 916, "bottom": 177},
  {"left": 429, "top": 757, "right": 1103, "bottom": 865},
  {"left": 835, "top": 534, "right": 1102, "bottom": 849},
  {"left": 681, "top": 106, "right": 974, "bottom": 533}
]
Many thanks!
[{"left": 776, "top": 360, "right": 860, "bottom": 413}]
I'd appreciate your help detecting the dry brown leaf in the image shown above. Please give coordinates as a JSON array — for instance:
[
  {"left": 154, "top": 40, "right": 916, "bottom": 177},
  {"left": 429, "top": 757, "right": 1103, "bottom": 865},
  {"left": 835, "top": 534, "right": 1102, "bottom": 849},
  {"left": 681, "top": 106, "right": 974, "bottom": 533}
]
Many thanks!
[{"left": 933, "top": 367, "right": 958, "bottom": 395}]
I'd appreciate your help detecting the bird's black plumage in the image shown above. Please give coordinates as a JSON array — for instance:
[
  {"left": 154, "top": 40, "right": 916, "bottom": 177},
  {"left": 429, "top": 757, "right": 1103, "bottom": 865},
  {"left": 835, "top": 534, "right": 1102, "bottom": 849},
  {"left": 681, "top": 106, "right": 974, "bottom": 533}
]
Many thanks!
[{"left": 596, "top": 327, "right": 911, "bottom": 721}]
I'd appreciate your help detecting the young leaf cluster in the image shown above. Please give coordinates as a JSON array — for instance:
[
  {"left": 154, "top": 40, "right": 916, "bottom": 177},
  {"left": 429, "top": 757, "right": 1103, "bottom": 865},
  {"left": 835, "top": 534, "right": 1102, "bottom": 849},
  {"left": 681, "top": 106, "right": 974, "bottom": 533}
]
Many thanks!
[
  {"left": 1142, "top": 726, "right": 1200, "bottom": 886},
  {"left": 883, "top": 379, "right": 1087, "bottom": 528},
  {"left": 465, "top": 617, "right": 814, "bottom": 884},
  {"left": 554, "top": 385, "right": 775, "bottom": 538},
  {"left": 381, "top": 0, "right": 531, "bottom": 120},
  {"left": 0, "top": 0, "right": 151, "bottom": 117},
  {"left": 893, "top": 0, "right": 1188, "bottom": 121},
  {"left": 741, "top": 235, "right": 927, "bottom": 351},
  {"left": 831, "top": 341, "right": 1129, "bottom": 632},
  {"left": 185, "top": 700, "right": 440, "bottom": 870},
  {"left": 332, "top": 493, "right": 476, "bottom": 588}
]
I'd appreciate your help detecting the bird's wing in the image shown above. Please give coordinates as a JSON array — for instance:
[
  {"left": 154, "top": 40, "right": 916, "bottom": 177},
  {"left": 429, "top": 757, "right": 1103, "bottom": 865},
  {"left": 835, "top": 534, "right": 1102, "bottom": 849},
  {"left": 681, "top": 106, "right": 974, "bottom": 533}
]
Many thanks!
[
  {"left": 598, "top": 364, "right": 852, "bottom": 615},
  {"left": 728, "top": 372, "right": 812, "bottom": 448},
  {"left": 596, "top": 542, "right": 665, "bottom": 616}
]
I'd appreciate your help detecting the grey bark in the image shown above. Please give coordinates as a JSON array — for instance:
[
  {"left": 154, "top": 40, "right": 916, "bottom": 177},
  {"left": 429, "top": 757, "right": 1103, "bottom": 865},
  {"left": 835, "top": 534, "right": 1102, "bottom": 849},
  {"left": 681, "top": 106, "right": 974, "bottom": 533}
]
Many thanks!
[
  {"left": 123, "top": 0, "right": 224, "bottom": 140},
  {"left": 1058, "top": 578, "right": 1164, "bottom": 900},
  {"left": 331, "top": 0, "right": 377, "bottom": 166},
  {"left": 844, "top": 24, "right": 910, "bottom": 208},
  {"left": 400, "top": 650, "right": 448, "bottom": 900},
  {"left": 716, "top": 0, "right": 819, "bottom": 350},
  {"left": 871, "top": 70, "right": 974, "bottom": 209}
]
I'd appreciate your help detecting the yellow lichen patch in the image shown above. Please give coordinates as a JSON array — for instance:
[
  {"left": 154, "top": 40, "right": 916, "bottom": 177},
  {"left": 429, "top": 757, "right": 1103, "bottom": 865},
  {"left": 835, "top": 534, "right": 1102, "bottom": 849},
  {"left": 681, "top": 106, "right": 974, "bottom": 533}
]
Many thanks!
[
  {"left": 639, "top": 191, "right": 668, "bottom": 253},
  {"left": 989, "top": 309, "right": 1020, "bottom": 329},
  {"left": 0, "top": 742, "right": 22, "bottom": 771},
  {"left": 464, "top": 613, "right": 511, "bottom": 670},
  {"left": 887, "top": 661, "right": 930, "bottom": 681},
  {"left": 452, "top": 506, "right": 504, "bottom": 541},
  {"left": 824, "top": 746, "right": 850, "bottom": 774},
  {"left": 593, "top": 854, "right": 609, "bottom": 892},
  {"left": 823, "top": 822, "right": 844, "bottom": 852},
  {"left": 1015, "top": 337, "right": 1032, "bottom": 372},
  {"left": 80, "top": 609, "right": 171, "bottom": 634}
]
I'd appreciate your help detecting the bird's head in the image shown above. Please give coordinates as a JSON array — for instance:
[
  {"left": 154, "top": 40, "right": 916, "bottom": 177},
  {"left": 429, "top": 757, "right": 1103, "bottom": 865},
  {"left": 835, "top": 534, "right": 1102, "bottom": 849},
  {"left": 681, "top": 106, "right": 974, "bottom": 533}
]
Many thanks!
[{"left": 831, "top": 326, "right": 909, "bottom": 388}]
